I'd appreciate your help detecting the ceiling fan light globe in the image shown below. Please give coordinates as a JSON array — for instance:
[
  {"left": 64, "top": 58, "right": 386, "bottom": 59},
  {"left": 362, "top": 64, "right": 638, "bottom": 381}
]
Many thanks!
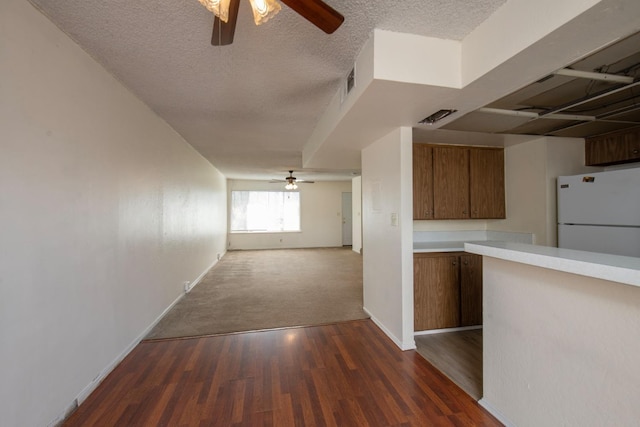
[
  {"left": 249, "top": 0, "right": 281, "bottom": 25},
  {"left": 198, "top": 0, "right": 231, "bottom": 22}
]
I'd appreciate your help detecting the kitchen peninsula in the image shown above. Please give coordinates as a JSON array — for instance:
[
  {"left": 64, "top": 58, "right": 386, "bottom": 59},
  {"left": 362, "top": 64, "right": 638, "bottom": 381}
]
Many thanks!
[{"left": 465, "top": 241, "right": 640, "bottom": 426}]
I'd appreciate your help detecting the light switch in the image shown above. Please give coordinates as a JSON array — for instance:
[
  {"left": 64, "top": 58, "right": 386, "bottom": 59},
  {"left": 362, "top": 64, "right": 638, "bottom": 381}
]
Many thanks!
[{"left": 390, "top": 212, "right": 398, "bottom": 226}]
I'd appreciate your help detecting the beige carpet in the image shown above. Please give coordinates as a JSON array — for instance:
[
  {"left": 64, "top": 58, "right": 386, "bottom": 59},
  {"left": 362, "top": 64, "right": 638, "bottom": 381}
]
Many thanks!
[{"left": 144, "top": 247, "right": 367, "bottom": 340}]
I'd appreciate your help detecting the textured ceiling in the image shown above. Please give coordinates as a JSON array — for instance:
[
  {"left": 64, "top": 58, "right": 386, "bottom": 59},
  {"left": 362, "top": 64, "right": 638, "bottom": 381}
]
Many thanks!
[{"left": 28, "top": 0, "right": 506, "bottom": 181}]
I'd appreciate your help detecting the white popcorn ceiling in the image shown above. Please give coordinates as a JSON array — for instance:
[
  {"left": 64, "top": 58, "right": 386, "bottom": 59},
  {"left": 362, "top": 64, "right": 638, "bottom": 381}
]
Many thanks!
[{"left": 28, "top": 0, "right": 506, "bottom": 180}]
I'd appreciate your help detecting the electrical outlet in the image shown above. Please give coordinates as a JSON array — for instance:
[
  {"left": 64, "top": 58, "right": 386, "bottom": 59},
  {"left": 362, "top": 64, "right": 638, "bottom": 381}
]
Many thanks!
[{"left": 183, "top": 281, "right": 191, "bottom": 293}]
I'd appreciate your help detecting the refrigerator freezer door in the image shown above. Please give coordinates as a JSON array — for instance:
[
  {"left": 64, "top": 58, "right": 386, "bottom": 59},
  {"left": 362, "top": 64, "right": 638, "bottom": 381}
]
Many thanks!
[
  {"left": 558, "top": 224, "right": 640, "bottom": 257},
  {"left": 557, "top": 168, "right": 640, "bottom": 226}
]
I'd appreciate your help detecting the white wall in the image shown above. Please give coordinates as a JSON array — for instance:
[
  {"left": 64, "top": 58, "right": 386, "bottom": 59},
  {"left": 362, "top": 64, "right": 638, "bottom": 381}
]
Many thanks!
[
  {"left": 362, "top": 127, "right": 415, "bottom": 350},
  {"left": 489, "top": 137, "right": 600, "bottom": 246},
  {"left": 351, "top": 176, "right": 363, "bottom": 253},
  {"left": 228, "top": 180, "right": 351, "bottom": 250},
  {"left": 0, "top": 2, "right": 228, "bottom": 426},
  {"left": 481, "top": 257, "right": 640, "bottom": 426}
]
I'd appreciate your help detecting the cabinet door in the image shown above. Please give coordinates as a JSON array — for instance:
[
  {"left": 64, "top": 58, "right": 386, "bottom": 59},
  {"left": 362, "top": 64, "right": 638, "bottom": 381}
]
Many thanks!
[
  {"left": 586, "top": 127, "right": 640, "bottom": 166},
  {"left": 460, "top": 254, "right": 482, "bottom": 327},
  {"left": 414, "top": 254, "right": 460, "bottom": 331},
  {"left": 413, "top": 144, "right": 434, "bottom": 219},
  {"left": 433, "top": 147, "right": 469, "bottom": 219},
  {"left": 470, "top": 148, "right": 505, "bottom": 219}
]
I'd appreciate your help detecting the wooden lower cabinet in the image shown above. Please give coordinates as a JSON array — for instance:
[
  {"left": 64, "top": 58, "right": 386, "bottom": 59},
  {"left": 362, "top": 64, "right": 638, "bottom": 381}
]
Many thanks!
[
  {"left": 460, "top": 254, "right": 483, "bottom": 327},
  {"left": 414, "top": 252, "right": 482, "bottom": 331}
]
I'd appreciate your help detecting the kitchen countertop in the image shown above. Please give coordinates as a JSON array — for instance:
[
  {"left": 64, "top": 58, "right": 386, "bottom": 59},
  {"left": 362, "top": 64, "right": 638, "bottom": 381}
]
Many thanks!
[{"left": 465, "top": 241, "right": 640, "bottom": 288}]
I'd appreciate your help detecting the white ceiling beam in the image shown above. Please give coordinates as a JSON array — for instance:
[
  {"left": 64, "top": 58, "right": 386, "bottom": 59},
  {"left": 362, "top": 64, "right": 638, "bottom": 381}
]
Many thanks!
[
  {"left": 554, "top": 68, "right": 634, "bottom": 84},
  {"left": 477, "top": 107, "right": 595, "bottom": 121}
]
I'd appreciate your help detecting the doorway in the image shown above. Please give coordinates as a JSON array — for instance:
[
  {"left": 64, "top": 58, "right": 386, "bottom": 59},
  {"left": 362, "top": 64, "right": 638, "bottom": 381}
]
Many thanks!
[{"left": 342, "top": 192, "right": 352, "bottom": 246}]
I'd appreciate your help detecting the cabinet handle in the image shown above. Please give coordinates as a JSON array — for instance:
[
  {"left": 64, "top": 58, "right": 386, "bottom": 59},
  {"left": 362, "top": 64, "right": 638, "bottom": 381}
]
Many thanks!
[
  {"left": 425, "top": 210, "right": 430, "bottom": 216},
  {"left": 463, "top": 210, "right": 468, "bottom": 215},
  {"left": 463, "top": 260, "right": 468, "bottom": 265},
  {"left": 452, "top": 261, "right": 457, "bottom": 266},
  {"left": 633, "top": 149, "right": 639, "bottom": 154}
]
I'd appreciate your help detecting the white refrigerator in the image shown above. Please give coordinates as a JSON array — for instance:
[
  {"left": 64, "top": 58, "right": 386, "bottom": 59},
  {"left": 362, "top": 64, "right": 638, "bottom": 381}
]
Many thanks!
[{"left": 557, "top": 168, "right": 640, "bottom": 257}]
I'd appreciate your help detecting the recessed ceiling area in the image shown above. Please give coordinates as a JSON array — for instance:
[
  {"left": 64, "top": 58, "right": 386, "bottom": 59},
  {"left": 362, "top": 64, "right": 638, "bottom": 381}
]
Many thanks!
[{"left": 442, "top": 31, "right": 640, "bottom": 139}]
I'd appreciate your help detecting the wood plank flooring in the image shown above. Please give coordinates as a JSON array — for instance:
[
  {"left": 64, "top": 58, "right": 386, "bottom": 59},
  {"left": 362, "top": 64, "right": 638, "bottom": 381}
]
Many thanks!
[
  {"left": 415, "top": 329, "right": 483, "bottom": 401},
  {"left": 63, "top": 320, "right": 501, "bottom": 426}
]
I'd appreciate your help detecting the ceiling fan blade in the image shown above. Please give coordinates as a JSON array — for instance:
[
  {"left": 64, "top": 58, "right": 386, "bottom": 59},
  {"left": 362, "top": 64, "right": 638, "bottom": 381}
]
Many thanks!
[
  {"left": 211, "top": 0, "right": 241, "bottom": 46},
  {"left": 280, "top": 0, "right": 344, "bottom": 34}
]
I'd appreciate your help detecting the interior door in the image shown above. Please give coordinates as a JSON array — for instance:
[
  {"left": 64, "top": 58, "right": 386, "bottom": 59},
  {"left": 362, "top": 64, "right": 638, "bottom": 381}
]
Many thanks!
[{"left": 342, "top": 192, "right": 353, "bottom": 246}]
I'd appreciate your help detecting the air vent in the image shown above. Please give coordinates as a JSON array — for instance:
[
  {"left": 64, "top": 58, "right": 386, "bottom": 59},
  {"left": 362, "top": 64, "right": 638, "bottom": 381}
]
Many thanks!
[
  {"left": 341, "top": 65, "right": 356, "bottom": 104},
  {"left": 419, "top": 109, "right": 457, "bottom": 125},
  {"left": 346, "top": 66, "right": 355, "bottom": 94}
]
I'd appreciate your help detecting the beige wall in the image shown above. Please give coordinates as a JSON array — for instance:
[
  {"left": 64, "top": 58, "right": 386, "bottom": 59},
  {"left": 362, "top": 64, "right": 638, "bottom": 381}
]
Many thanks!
[
  {"left": 482, "top": 257, "right": 640, "bottom": 426},
  {"left": 488, "top": 137, "right": 600, "bottom": 246},
  {"left": 362, "top": 127, "right": 415, "bottom": 350},
  {"left": 228, "top": 180, "right": 352, "bottom": 250},
  {"left": 0, "top": 1, "right": 227, "bottom": 426}
]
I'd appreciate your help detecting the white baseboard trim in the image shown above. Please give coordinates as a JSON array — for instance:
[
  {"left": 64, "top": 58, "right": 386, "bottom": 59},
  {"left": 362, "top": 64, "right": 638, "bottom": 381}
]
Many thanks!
[
  {"left": 74, "top": 289, "right": 187, "bottom": 406},
  {"left": 414, "top": 325, "right": 482, "bottom": 336},
  {"left": 478, "top": 398, "right": 516, "bottom": 427},
  {"left": 185, "top": 254, "right": 223, "bottom": 293},
  {"left": 363, "top": 308, "right": 416, "bottom": 351},
  {"left": 56, "top": 256, "right": 222, "bottom": 426}
]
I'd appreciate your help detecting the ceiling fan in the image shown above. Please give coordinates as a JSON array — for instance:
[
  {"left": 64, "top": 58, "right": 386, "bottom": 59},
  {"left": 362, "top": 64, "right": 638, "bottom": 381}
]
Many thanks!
[
  {"left": 270, "top": 170, "right": 315, "bottom": 189},
  {"left": 199, "top": 0, "right": 344, "bottom": 46}
]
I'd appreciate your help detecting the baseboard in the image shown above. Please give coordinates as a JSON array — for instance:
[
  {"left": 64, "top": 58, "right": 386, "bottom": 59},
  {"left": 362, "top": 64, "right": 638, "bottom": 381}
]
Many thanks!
[
  {"left": 185, "top": 254, "right": 222, "bottom": 293},
  {"left": 55, "top": 256, "right": 221, "bottom": 426},
  {"left": 478, "top": 398, "right": 516, "bottom": 427},
  {"left": 363, "top": 308, "right": 416, "bottom": 351},
  {"left": 74, "top": 290, "right": 187, "bottom": 406},
  {"left": 414, "top": 325, "right": 482, "bottom": 336}
]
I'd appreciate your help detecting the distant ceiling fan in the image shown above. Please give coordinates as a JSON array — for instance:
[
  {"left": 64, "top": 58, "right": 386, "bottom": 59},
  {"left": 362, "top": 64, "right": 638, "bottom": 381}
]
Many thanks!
[
  {"left": 270, "top": 170, "right": 315, "bottom": 189},
  {"left": 198, "top": 0, "right": 344, "bottom": 46}
]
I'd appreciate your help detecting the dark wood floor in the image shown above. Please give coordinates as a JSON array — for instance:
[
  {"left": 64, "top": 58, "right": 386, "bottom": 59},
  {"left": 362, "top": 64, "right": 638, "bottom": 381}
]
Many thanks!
[{"left": 64, "top": 320, "right": 501, "bottom": 426}]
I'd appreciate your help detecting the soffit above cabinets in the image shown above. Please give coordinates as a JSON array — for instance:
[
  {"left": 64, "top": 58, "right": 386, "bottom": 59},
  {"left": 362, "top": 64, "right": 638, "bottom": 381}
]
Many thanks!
[{"left": 443, "top": 31, "right": 640, "bottom": 138}]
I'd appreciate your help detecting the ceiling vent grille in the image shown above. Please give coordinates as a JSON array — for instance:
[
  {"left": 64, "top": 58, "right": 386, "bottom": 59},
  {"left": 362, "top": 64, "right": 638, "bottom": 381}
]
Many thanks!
[
  {"left": 419, "top": 109, "right": 457, "bottom": 125},
  {"left": 341, "top": 65, "right": 356, "bottom": 104}
]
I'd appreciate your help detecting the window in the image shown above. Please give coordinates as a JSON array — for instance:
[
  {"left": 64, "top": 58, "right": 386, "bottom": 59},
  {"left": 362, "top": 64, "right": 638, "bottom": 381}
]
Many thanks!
[{"left": 230, "top": 191, "right": 300, "bottom": 232}]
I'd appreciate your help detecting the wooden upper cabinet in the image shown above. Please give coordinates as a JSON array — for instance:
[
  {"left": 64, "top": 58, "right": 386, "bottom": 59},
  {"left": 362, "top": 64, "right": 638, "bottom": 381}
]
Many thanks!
[
  {"left": 470, "top": 148, "right": 506, "bottom": 219},
  {"left": 413, "top": 143, "right": 505, "bottom": 220},
  {"left": 585, "top": 127, "right": 640, "bottom": 166},
  {"left": 413, "top": 144, "right": 434, "bottom": 220},
  {"left": 433, "top": 146, "right": 470, "bottom": 219},
  {"left": 460, "top": 254, "right": 482, "bottom": 327}
]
